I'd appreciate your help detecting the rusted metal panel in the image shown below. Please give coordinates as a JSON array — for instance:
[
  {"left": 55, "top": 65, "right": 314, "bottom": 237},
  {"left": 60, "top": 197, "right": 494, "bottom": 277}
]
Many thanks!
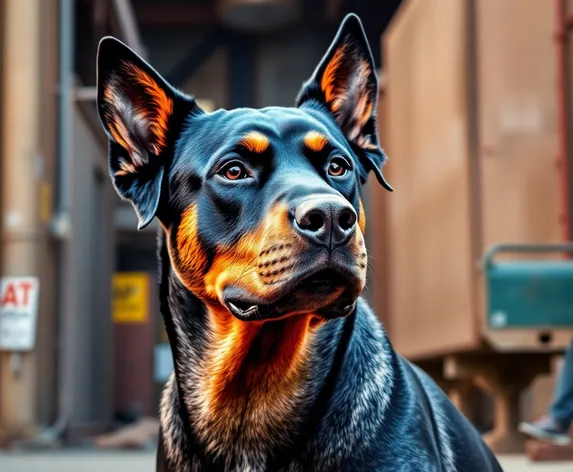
[
  {"left": 559, "top": 0, "right": 573, "bottom": 240},
  {"left": 476, "top": 0, "right": 564, "bottom": 351},
  {"left": 476, "top": 0, "right": 561, "bottom": 250},
  {"left": 383, "top": 0, "right": 478, "bottom": 359},
  {"left": 381, "top": 0, "right": 564, "bottom": 359}
]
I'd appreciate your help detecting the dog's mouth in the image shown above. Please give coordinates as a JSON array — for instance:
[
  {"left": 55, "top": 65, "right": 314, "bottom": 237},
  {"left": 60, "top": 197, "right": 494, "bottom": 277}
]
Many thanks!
[{"left": 224, "top": 268, "right": 359, "bottom": 321}]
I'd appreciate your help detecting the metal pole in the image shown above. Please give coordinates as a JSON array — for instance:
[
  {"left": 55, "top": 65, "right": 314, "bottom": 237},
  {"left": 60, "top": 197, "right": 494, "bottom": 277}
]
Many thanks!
[
  {"left": 48, "top": 0, "right": 76, "bottom": 440},
  {"left": 29, "top": 0, "right": 76, "bottom": 446},
  {"left": 58, "top": 0, "right": 73, "bottom": 217},
  {"left": 111, "top": 0, "right": 147, "bottom": 59}
]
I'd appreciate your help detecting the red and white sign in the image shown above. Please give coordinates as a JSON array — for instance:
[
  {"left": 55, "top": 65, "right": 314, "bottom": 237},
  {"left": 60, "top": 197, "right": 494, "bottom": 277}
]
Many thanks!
[{"left": 0, "top": 277, "right": 40, "bottom": 351}]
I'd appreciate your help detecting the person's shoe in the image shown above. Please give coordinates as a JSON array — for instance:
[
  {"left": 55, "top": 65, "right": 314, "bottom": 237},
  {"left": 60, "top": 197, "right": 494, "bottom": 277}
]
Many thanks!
[{"left": 518, "top": 416, "right": 571, "bottom": 446}]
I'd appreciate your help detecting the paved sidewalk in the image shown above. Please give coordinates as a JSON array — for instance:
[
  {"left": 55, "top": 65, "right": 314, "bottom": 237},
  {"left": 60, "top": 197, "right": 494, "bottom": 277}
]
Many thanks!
[
  {"left": 499, "top": 455, "right": 573, "bottom": 471},
  {"left": 0, "top": 451, "right": 154, "bottom": 472},
  {"left": 0, "top": 451, "right": 572, "bottom": 471}
]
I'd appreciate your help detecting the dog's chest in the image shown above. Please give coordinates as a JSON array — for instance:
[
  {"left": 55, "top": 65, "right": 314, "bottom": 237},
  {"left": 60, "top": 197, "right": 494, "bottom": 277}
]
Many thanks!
[{"left": 160, "top": 369, "right": 316, "bottom": 471}]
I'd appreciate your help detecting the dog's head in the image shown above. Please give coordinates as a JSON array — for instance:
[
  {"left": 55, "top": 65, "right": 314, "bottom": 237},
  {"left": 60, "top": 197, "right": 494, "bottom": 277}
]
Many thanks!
[{"left": 97, "top": 14, "right": 391, "bottom": 322}]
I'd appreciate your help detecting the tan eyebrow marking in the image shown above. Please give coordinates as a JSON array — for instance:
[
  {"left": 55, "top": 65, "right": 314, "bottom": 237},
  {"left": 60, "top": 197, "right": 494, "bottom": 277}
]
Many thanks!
[
  {"left": 240, "top": 131, "right": 270, "bottom": 153},
  {"left": 304, "top": 131, "right": 329, "bottom": 152}
]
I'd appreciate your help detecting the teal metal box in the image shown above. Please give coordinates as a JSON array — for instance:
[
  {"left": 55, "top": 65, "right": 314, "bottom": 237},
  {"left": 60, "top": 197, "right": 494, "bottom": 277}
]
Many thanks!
[{"left": 484, "top": 244, "right": 573, "bottom": 329}]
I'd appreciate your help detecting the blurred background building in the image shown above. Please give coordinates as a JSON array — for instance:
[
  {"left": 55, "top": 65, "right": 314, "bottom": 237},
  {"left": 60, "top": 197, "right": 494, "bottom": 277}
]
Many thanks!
[{"left": 0, "top": 0, "right": 572, "bottom": 461}]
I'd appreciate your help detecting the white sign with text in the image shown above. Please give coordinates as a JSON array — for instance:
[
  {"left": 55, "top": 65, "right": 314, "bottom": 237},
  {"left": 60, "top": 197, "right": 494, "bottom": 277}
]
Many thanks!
[{"left": 0, "top": 277, "right": 40, "bottom": 351}]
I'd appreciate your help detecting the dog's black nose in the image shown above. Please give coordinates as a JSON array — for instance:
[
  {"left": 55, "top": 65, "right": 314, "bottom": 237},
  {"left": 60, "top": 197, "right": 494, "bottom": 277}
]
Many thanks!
[{"left": 294, "top": 195, "right": 357, "bottom": 247}]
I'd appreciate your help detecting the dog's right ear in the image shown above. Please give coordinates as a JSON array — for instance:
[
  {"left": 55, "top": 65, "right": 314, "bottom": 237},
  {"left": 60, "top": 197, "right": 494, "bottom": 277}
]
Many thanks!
[{"left": 97, "top": 37, "right": 201, "bottom": 229}]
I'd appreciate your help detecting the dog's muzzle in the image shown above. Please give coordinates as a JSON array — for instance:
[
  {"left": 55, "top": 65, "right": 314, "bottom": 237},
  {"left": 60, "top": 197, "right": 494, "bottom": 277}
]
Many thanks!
[{"left": 221, "top": 195, "right": 364, "bottom": 322}]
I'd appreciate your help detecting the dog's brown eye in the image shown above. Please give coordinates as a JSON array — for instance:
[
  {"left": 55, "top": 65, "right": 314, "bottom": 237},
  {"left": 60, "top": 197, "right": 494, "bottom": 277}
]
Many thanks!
[
  {"left": 219, "top": 162, "right": 249, "bottom": 180},
  {"left": 328, "top": 157, "right": 349, "bottom": 177}
]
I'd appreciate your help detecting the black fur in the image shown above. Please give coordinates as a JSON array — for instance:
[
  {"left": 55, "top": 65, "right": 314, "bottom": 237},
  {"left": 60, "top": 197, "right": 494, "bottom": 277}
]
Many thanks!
[{"left": 97, "top": 14, "right": 503, "bottom": 472}]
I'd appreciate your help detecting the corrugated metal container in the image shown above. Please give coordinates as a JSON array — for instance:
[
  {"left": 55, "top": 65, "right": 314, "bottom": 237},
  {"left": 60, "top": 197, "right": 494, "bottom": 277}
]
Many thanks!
[{"left": 376, "top": 0, "right": 572, "bottom": 360}]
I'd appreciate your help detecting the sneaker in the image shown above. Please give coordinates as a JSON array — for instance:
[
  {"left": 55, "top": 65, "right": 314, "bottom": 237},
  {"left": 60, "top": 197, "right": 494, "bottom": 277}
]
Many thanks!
[{"left": 518, "top": 416, "right": 571, "bottom": 446}]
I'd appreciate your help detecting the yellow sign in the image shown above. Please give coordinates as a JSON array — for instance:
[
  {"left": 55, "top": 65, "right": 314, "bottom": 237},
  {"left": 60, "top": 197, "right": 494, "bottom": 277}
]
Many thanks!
[
  {"left": 112, "top": 273, "right": 149, "bottom": 323},
  {"left": 39, "top": 181, "right": 52, "bottom": 224}
]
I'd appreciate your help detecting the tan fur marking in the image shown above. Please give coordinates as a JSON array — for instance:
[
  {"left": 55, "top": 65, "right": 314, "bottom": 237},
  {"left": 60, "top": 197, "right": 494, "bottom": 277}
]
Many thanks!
[
  {"left": 194, "top": 309, "right": 316, "bottom": 454},
  {"left": 319, "top": 49, "right": 376, "bottom": 152},
  {"left": 103, "top": 62, "right": 174, "bottom": 170},
  {"left": 108, "top": 119, "right": 134, "bottom": 155},
  {"left": 176, "top": 205, "right": 208, "bottom": 290},
  {"left": 124, "top": 62, "right": 173, "bottom": 154},
  {"left": 240, "top": 131, "right": 270, "bottom": 154},
  {"left": 202, "top": 204, "right": 292, "bottom": 302},
  {"left": 321, "top": 44, "right": 347, "bottom": 104},
  {"left": 359, "top": 199, "right": 366, "bottom": 234},
  {"left": 304, "top": 131, "right": 329, "bottom": 152}
]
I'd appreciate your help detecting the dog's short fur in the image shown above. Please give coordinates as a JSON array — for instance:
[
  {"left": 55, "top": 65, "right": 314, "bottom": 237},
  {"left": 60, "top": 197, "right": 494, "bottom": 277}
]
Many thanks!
[{"left": 96, "top": 14, "right": 502, "bottom": 472}]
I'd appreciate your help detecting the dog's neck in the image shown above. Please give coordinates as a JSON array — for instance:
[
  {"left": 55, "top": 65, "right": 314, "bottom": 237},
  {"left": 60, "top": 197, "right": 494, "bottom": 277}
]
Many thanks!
[{"left": 158, "top": 234, "right": 347, "bottom": 468}]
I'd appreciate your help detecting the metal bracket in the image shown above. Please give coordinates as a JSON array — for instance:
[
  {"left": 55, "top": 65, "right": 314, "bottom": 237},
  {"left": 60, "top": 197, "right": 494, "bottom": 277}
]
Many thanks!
[{"left": 482, "top": 242, "right": 573, "bottom": 270}]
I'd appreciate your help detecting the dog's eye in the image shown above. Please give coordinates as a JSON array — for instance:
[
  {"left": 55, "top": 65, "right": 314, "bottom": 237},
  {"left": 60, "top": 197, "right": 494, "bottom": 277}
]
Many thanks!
[
  {"left": 219, "top": 161, "right": 249, "bottom": 180},
  {"left": 327, "top": 157, "right": 350, "bottom": 177}
]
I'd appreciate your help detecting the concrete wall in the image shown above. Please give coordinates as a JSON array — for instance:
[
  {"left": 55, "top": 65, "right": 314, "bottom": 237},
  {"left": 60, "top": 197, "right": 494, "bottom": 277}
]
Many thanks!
[{"left": 67, "top": 103, "right": 115, "bottom": 436}]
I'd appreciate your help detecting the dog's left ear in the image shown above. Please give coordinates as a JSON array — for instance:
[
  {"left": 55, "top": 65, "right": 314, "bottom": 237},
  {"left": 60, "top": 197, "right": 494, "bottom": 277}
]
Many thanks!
[
  {"left": 97, "top": 37, "right": 201, "bottom": 229},
  {"left": 296, "top": 14, "right": 392, "bottom": 191}
]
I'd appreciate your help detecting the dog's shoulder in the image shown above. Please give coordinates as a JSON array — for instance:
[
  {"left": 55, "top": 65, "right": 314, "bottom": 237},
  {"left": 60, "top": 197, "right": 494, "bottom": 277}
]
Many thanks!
[
  {"left": 403, "top": 361, "right": 503, "bottom": 471},
  {"left": 321, "top": 302, "right": 502, "bottom": 471},
  {"left": 304, "top": 300, "right": 399, "bottom": 469}
]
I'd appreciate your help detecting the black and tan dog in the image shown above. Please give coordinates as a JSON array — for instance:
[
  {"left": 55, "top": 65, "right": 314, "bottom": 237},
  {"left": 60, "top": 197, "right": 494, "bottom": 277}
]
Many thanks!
[{"left": 96, "top": 14, "right": 502, "bottom": 472}]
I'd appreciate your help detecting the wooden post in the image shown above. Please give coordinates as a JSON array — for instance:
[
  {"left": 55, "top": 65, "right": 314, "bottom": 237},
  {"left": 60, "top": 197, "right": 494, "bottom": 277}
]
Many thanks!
[{"left": 444, "top": 353, "right": 553, "bottom": 454}]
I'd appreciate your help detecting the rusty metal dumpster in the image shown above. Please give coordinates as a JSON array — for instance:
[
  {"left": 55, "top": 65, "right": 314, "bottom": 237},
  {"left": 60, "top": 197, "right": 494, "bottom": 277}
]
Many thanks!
[{"left": 368, "top": 0, "right": 573, "bottom": 453}]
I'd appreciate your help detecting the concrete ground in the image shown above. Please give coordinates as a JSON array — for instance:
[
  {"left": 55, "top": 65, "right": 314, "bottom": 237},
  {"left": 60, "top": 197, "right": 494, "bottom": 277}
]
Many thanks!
[
  {"left": 0, "top": 451, "right": 154, "bottom": 472},
  {"left": 0, "top": 451, "right": 572, "bottom": 471}
]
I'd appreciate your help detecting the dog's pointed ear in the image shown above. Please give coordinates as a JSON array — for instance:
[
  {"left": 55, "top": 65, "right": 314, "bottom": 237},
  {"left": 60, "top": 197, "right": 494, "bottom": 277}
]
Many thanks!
[
  {"left": 296, "top": 14, "right": 392, "bottom": 191},
  {"left": 97, "top": 37, "right": 202, "bottom": 229}
]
